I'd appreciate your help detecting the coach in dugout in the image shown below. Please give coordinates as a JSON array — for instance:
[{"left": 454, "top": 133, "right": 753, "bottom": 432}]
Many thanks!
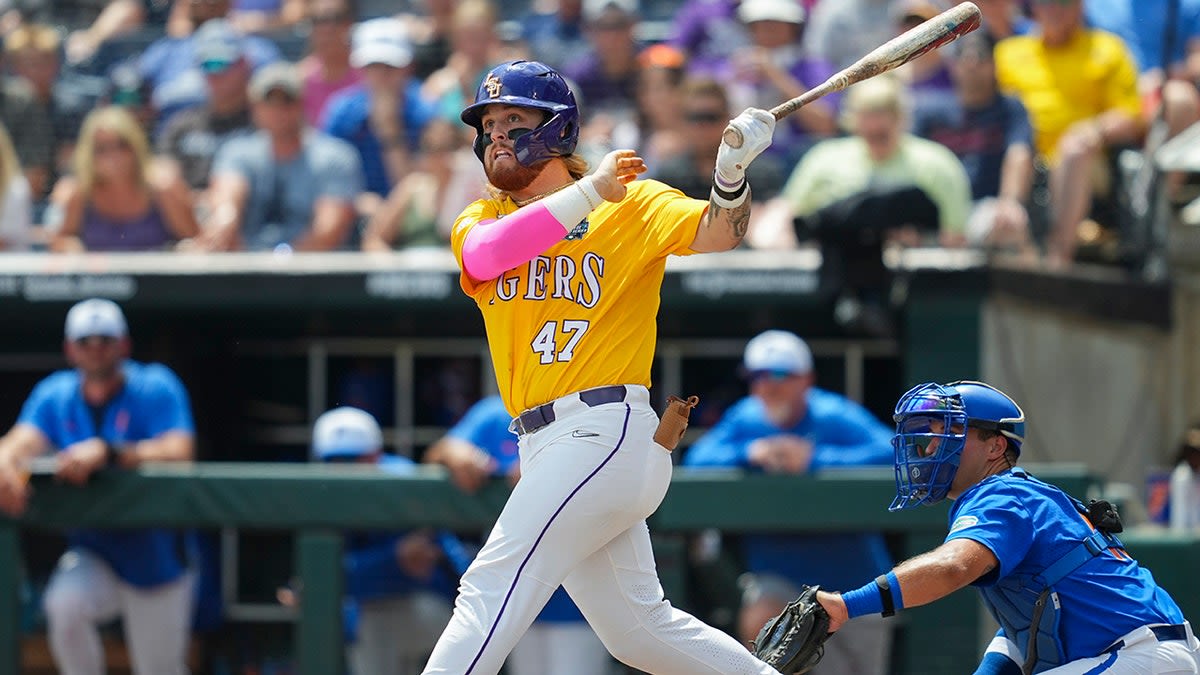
[
  {"left": 0, "top": 298, "right": 198, "bottom": 675},
  {"left": 682, "top": 329, "right": 895, "bottom": 675},
  {"left": 292, "top": 406, "right": 470, "bottom": 675}
]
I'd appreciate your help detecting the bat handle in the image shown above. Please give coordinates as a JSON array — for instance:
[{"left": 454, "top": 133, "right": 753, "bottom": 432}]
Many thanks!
[
  {"left": 720, "top": 104, "right": 792, "bottom": 149},
  {"left": 721, "top": 127, "right": 745, "bottom": 149}
]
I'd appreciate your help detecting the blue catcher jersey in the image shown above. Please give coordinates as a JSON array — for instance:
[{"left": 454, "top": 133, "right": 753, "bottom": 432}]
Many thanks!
[
  {"left": 18, "top": 361, "right": 195, "bottom": 587},
  {"left": 946, "top": 469, "right": 1185, "bottom": 662}
]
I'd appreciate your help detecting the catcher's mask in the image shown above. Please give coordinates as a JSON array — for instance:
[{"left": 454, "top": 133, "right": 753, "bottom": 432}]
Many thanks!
[
  {"left": 889, "top": 380, "right": 1025, "bottom": 510},
  {"left": 460, "top": 60, "right": 580, "bottom": 167}
]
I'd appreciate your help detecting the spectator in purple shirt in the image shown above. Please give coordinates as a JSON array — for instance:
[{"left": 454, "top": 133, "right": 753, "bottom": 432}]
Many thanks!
[
  {"left": 48, "top": 106, "right": 199, "bottom": 252},
  {"left": 563, "top": 0, "right": 642, "bottom": 118},
  {"left": 668, "top": 0, "right": 750, "bottom": 78},
  {"left": 726, "top": 0, "right": 838, "bottom": 162}
]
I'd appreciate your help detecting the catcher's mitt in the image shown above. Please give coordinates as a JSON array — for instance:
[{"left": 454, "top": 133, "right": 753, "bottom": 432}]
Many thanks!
[{"left": 750, "top": 584, "right": 832, "bottom": 674}]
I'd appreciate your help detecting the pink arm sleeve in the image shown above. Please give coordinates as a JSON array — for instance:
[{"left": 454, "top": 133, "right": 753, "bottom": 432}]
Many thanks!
[{"left": 460, "top": 203, "right": 570, "bottom": 281}]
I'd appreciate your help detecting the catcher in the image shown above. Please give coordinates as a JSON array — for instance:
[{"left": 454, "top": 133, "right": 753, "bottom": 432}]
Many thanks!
[{"left": 753, "top": 381, "right": 1199, "bottom": 675}]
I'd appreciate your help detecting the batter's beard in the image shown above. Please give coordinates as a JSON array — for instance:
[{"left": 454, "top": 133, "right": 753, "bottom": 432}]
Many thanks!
[{"left": 487, "top": 157, "right": 549, "bottom": 192}]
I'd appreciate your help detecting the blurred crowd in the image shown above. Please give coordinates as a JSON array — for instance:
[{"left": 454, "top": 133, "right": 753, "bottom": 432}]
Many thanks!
[{"left": 0, "top": 0, "right": 1194, "bottom": 263}]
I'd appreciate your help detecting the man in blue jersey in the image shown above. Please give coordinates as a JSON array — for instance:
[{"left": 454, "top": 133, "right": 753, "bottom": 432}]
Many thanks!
[
  {"left": 303, "top": 406, "right": 466, "bottom": 675},
  {"left": 813, "top": 380, "right": 1200, "bottom": 674},
  {"left": 682, "top": 329, "right": 895, "bottom": 675},
  {"left": 0, "top": 298, "right": 197, "bottom": 675},
  {"left": 423, "top": 394, "right": 612, "bottom": 675}
]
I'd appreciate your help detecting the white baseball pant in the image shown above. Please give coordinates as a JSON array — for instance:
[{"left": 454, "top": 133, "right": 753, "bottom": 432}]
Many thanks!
[
  {"left": 984, "top": 621, "right": 1200, "bottom": 674},
  {"left": 41, "top": 548, "right": 195, "bottom": 675},
  {"left": 422, "top": 385, "right": 780, "bottom": 675}
]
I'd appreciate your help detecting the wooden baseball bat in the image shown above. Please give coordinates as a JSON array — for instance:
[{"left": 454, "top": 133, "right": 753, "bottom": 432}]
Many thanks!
[{"left": 723, "top": 1, "right": 983, "bottom": 148}]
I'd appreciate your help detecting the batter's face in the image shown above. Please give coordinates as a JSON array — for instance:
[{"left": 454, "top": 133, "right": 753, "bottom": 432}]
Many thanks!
[
  {"left": 750, "top": 371, "right": 813, "bottom": 428},
  {"left": 478, "top": 104, "right": 548, "bottom": 192}
]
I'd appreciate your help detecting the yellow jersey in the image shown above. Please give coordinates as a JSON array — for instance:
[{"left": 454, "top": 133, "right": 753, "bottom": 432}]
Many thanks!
[
  {"left": 451, "top": 180, "right": 706, "bottom": 416},
  {"left": 995, "top": 29, "right": 1141, "bottom": 162}
]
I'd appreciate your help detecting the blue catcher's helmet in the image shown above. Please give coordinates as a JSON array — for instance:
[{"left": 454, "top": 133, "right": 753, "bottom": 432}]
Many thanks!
[
  {"left": 889, "top": 380, "right": 1024, "bottom": 511},
  {"left": 460, "top": 60, "right": 580, "bottom": 166}
]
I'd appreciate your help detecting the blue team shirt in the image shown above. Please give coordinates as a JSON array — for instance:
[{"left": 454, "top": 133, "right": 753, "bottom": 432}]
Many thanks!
[
  {"left": 947, "top": 469, "right": 1185, "bottom": 661},
  {"left": 446, "top": 395, "right": 585, "bottom": 624},
  {"left": 320, "top": 83, "right": 435, "bottom": 197},
  {"left": 683, "top": 388, "right": 895, "bottom": 589},
  {"left": 18, "top": 361, "right": 195, "bottom": 587}
]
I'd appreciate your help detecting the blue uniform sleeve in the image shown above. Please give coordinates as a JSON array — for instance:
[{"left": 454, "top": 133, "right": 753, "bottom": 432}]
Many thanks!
[
  {"left": 16, "top": 377, "right": 60, "bottom": 440},
  {"left": 945, "top": 483, "right": 1035, "bottom": 582},
  {"left": 444, "top": 397, "right": 518, "bottom": 475},
  {"left": 446, "top": 397, "right": 511, "bottom": 449},
  {"left": 140, "top": 366, "right": 195, "bottom": 436},
  {"left": 808, "top": 400, "right": 894, "bottom": 470},
  {"left": 681, "top": 400, "right": 756, "bottom": 468}
]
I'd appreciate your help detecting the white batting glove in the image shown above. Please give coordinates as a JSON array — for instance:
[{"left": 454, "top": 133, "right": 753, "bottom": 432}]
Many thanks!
[{"left": 715, "top": 108, "right": 776, "bottom": 189}]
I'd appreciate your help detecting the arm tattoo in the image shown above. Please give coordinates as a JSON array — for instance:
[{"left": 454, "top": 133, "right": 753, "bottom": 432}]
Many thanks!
[{"left": 707, "top": 185, "right": 753, "bottom": 240}]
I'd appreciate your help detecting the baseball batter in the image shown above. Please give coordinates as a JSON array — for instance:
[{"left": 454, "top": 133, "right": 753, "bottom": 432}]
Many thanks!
[{"left": 421, "top": 60, "right": 781, "bottom": 675}]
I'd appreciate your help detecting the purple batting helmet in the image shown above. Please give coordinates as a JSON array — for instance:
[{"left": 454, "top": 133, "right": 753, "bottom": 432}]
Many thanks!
[{"left": 460, "top": 60, "right": 580, "bottom": 166}]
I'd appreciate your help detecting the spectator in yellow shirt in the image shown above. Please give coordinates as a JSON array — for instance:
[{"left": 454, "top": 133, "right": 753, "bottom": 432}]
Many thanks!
[{"left": 994, "top": 0, "right": 1143, "bottom": 266}]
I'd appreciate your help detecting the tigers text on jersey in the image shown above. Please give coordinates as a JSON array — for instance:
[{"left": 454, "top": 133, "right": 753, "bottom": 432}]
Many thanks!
[{"left": 451, "top": 180, "right": 706, "bottom": 415}]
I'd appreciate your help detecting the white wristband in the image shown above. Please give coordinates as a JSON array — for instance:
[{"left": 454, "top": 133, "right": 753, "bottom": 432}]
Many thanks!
[{"left": 542, "top": 178, "right": 601, "bottom": 233}]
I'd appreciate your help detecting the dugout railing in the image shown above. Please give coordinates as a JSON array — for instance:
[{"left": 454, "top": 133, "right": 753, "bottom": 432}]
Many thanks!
[{"left": 0, "top": 462, "right": 1161, "bottom": 675}]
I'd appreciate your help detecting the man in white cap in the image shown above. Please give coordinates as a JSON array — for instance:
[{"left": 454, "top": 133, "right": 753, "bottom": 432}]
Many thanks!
[
  {"left": 0, "top": 298, "right": 197, "bottom": 675},
  {"left": 728, "top": 0, "right": 838, "bottom": 163},
  {"left": 300, "top": 406, "right": 468, "bottom": 675},
  {"left": 683, "top": 329, "right": 895, "bottom": 675},
  {"left": 322, "top": 17, "right": 435, "bottom": 212}
]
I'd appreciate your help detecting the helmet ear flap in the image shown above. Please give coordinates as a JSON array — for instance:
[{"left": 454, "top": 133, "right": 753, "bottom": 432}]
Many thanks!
[{"left": 473, "top": 133, "right": 491, "bottom": 162}]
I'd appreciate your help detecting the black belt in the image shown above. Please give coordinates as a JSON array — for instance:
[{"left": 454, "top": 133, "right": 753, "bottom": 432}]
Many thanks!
[
  {"left": 514, "top": 385, "right": 628, "bottom": 435},
  {"left": 1102, "top": 624, "right": 1189, "bottom": 655}
]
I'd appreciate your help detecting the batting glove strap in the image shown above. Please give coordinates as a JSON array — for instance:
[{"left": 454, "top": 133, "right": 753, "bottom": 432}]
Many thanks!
[{"left": 711, "top": 172, "right": 748, "bottom": 208}]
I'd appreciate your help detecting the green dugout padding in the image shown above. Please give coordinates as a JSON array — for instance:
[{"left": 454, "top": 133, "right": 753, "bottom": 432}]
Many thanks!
[{"left": 3, "top": 464, "right": 1186, "bottom": 675}]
